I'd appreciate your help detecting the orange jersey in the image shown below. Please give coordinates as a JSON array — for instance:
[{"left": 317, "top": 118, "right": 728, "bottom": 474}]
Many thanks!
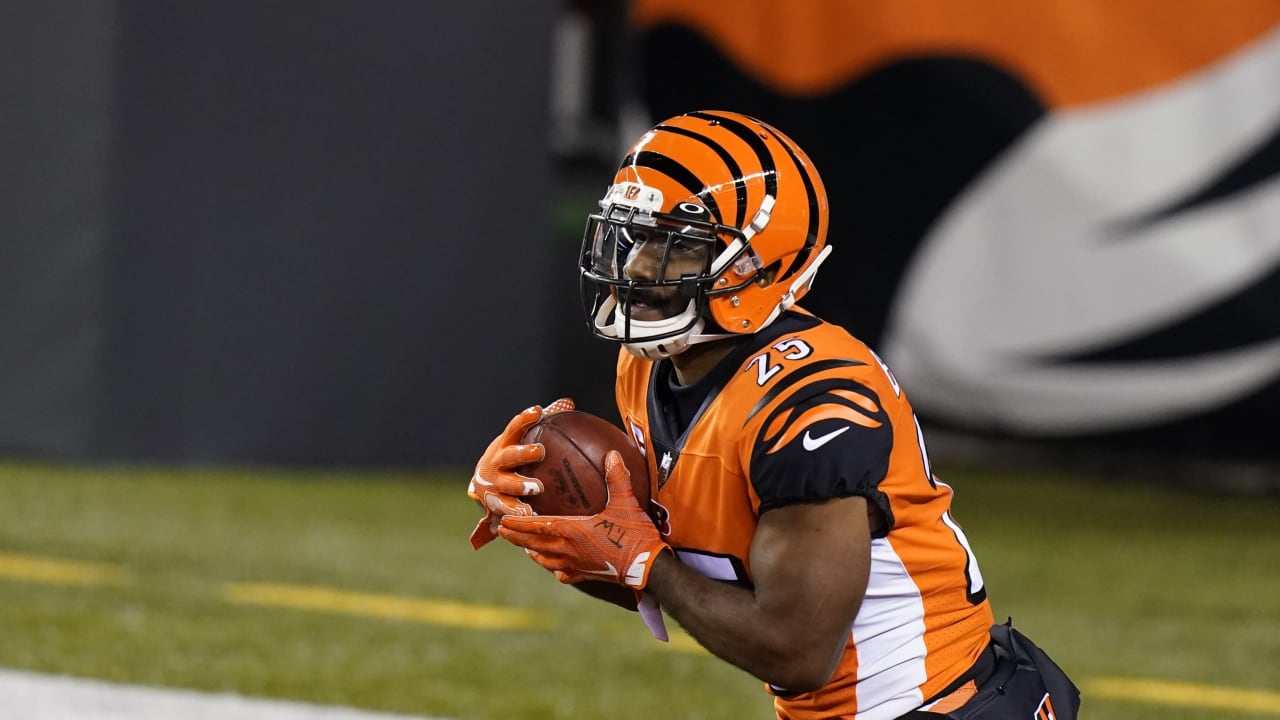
[{"left": 615, "top": 310, "right": 994, "bottom": 720}]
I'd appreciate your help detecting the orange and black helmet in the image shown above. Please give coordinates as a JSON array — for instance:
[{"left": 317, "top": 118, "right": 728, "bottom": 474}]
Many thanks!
[{"left": 580, "top": 110, "right": 831, "bottom": 359}]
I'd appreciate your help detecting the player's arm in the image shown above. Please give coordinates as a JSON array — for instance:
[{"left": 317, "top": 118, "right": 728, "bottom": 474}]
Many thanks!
[{"left": 645, "top": 495, "right": 870, "bottom": 692}]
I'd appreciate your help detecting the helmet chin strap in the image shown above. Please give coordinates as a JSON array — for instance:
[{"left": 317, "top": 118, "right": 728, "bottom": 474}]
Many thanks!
[
  {"left": 621, "top": 319, "right": 700, "bottom": 360},
  {"left": 592, "top": 296, "right": 733, "bottom": 360},
  {"left": 623, "top": 322, "right": 737, "bottom": 360}
]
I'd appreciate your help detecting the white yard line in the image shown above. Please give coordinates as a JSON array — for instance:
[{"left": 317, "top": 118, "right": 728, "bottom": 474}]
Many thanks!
[{"left": 0, "top": 669, "right": 450, "bottom": 720}]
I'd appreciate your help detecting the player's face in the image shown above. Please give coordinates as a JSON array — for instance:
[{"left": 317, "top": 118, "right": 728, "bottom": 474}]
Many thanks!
[{"left": 620, "top": 229, "right": 713, "bottom": 322}]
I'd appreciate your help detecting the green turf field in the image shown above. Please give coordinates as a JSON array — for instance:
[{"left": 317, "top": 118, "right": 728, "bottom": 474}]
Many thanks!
[{"left": 0, "top": 458, "right": 1276, "bottom": 719}]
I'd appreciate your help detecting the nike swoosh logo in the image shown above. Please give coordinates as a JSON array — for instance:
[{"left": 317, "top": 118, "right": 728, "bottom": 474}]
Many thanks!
[
  {"left": 802, "top": 426, "right": 851, "bottom": 451},
  {"left": 580, "top": 561, "right": 618, "bottom": 579}
]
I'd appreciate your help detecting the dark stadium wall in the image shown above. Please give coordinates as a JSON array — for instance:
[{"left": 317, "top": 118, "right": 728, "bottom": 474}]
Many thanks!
[
  {"left": 632, "top": 0, "right": 1280, "bottom": 465},
  {"left": 0, "top": 1, "right": 112, "bottom": 459},
  {"left": 0, "top": 2, "right": 556, "bottom": 467}
]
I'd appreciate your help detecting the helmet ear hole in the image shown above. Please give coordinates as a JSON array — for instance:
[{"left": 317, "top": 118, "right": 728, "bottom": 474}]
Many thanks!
[{"left": 759, "top": 262, "right": 780, "bottom": 286}]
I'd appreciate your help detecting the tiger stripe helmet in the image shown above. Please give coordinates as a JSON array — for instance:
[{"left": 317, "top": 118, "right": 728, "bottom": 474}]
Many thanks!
[{"left": 580, "top": 110, "right": 831, "bottom": 359}]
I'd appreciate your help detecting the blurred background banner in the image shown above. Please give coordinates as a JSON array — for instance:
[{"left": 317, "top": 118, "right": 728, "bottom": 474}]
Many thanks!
[
  {"left": 3, "top": 1, "right": 1279, "bottom": 472},
  {"left": 1, "top": 1, "right": 555, "bottom": 467},
  {"left": 632, "top": 0, "right": 1280, "bottom": 466}
]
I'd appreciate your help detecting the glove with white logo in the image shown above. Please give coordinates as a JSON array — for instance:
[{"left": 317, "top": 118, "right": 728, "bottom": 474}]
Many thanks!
[
  {"left": 467, "top": 398, "right": 575, "bottom": 550},
  {"left": 498, "top": 450, "right": 669, "bottom": 590}
]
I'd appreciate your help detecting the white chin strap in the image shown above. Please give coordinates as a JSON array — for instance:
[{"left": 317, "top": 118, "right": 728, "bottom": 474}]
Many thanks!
[{"left": 592, "top": 296, "right": 730, "bottom": 360}]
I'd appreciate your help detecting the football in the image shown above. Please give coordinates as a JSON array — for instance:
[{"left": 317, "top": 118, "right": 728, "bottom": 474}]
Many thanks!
[
  {"left": 518, "top": 410, "right": 651, "bottom": 517},
  {"left": 518, "top": 410, "right": 654, "bottom": 611}
]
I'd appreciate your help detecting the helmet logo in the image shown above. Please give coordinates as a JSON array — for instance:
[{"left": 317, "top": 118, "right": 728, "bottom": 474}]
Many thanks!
[{"left": 605, "top": 182, "right": 663, "bottom": 212}]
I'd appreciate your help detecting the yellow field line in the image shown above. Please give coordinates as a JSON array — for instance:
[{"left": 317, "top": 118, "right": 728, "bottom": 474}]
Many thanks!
[
  {"left": 1085, "top": 677, "right": 1280, "bottom": 715},
  {"left": 222, "top": 582, "right": 550, "bottom": 631},
  {"left": 0, "top": 551, "right": 128, "bottom": 586}
]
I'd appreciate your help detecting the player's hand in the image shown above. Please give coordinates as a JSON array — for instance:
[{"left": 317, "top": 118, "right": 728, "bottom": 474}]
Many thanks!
[
  {"left": 468, "top": 398, "right": 575, "bottom": 549},
  {"left": 499, "top": 450, "right": 669, "bottom": 590}
]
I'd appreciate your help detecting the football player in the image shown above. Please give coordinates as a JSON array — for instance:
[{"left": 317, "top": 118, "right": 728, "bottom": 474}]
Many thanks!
[{"left": 468, "top": 110, "right": 1076, "bottom": 719}]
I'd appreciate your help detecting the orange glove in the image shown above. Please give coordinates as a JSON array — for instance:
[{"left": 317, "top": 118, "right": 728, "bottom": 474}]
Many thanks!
[
  {"left": 468, "top": 398, "right": 575, "bottom": 549},
  {"left": 499, "top": 450, "right": 669, "bottom": 590}
]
